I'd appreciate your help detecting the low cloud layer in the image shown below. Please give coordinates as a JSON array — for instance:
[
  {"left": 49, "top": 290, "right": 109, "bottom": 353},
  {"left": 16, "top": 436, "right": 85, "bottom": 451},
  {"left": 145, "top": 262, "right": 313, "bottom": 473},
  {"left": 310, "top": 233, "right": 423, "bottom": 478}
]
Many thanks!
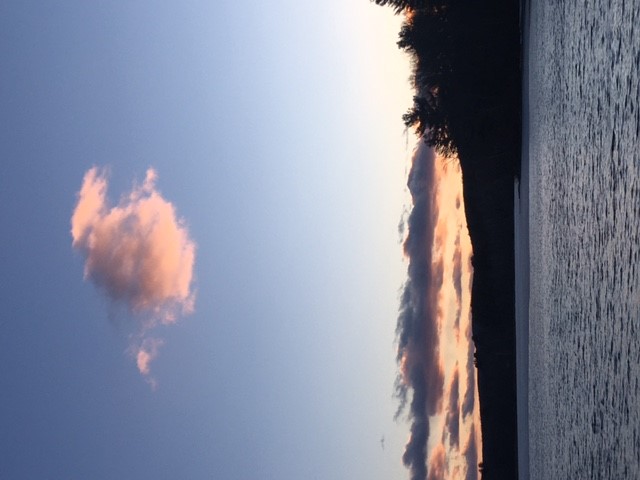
[
  {"left": 396, "top": 142, "right": 444, "bottom": 480},
  {"left": 71, "top": 167, "right": 196, "bottom": 381},
  {"left": 396, "top": 143, "right": 479, "bottom": 479}
]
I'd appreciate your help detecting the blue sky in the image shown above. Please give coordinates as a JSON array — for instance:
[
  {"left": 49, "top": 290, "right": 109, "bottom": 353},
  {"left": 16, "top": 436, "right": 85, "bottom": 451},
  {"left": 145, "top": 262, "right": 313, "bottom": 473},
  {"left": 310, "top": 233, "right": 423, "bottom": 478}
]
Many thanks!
[{"left": 0, "top": 1, "right": 417, "bottom": 478}]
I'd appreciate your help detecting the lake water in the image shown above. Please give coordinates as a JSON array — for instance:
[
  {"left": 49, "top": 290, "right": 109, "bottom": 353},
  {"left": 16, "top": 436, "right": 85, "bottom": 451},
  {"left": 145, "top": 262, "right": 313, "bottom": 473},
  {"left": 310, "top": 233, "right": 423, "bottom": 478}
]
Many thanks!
[{"left": 524, "top": 0, "right": 640, "bottom": 478}]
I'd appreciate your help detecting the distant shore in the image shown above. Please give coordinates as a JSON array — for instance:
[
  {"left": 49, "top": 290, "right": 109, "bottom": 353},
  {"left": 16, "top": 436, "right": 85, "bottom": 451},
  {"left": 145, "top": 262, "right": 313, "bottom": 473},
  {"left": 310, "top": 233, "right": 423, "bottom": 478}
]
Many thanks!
[
  {"left": 454, "top": 1, "right": 522, "bottom": 477},
  {"left": 392, "top": 0, "right": 523, "bottom": 476},
  {"left": 374, "top": 0, "right": 525, "bottom": 477}
]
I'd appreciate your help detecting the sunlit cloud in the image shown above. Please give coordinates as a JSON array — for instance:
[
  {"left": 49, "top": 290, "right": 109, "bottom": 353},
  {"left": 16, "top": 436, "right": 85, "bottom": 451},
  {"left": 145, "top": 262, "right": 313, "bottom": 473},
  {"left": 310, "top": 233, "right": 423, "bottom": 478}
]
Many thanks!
[
  {"left": 136, "top": 337, "right": 164, "bottom": 376},
  {"left": 71, "top": 167, "right": 196, "bottom": 382},
  {"left": 427, "top": 443, "right": 446, "bottom": 480},
  {"left": 396, "top": 142, "right": 480, "bottom": 479}
]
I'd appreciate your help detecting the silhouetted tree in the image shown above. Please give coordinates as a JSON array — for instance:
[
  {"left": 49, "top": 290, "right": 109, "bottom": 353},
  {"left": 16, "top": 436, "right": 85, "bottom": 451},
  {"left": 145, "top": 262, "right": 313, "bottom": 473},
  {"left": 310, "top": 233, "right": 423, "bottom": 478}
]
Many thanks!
[
  {"left": 403, "top": 94, "right": 457, "bottom": 157},
  {"left": 371, "top": 0, "right": 432, "bottom": 14},
  {"left": 375, "top": 0, "right": 521, "bottom": 172}
]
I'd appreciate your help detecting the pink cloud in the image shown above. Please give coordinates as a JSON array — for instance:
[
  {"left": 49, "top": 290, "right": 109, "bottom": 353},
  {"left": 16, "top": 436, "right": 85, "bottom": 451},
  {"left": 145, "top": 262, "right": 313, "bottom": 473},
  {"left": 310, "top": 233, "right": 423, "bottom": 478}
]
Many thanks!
[
  {"left": 71, "top": 167, "right": 196, "bottom": 381},
  {"left": 427, "top": 443, "right": 446, "bottom": 480},
  {"left": 136, "top": 338, "right": 163, "bottom": 376}
]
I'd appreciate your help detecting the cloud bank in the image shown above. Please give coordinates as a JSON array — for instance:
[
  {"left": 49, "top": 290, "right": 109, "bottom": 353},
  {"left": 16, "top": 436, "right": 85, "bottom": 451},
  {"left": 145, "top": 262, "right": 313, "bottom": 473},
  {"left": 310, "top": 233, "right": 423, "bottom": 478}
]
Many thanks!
[
  {"left": 396, "top": 143, "right": 479, "bottom": 479},
  {"left": 71, "top": 167, "right": 196, "bottom": 381},
  {"left": 396, "top": 142, "right": 444, "bottom": 480}
]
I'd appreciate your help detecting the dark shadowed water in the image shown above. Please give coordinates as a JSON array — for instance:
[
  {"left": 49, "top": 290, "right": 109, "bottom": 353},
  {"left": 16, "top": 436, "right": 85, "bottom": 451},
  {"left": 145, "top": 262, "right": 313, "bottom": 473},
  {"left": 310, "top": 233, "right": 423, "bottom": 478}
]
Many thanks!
[{"left": 527, "top": 0, "right": 640, "bottom": 478}]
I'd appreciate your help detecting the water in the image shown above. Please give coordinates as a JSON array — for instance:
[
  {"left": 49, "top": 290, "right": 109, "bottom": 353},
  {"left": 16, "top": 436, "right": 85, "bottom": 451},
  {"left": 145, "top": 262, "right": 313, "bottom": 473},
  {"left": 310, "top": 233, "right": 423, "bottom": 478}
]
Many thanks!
[{"left": 527, "top": 0, "right": 640, "bottom": 478}]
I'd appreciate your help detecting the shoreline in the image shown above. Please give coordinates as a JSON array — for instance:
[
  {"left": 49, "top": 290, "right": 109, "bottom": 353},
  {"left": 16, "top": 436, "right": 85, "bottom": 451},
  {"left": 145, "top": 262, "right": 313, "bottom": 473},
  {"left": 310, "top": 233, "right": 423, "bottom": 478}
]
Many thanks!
[{"left": 515, "top": 0, "right": 530, "bottom": 479}]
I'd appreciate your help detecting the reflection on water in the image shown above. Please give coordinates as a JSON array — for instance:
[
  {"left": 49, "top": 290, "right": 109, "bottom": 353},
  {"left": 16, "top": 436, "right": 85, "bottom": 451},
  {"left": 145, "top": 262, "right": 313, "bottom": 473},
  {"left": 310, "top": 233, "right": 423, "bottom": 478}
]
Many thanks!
[{"left": 528, "top": 0, "right": 640, "bottom": 478}]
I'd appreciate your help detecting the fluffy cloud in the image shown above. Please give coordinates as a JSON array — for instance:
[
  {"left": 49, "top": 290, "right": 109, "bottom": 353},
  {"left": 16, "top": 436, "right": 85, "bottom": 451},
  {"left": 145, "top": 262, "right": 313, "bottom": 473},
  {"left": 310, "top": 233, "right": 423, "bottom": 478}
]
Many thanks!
[
  {"left": 136, "top": 337, "right": 165, "bottom": 376},
  {"left": 71, "top": 167, "right": 196, "bottom": 380}
]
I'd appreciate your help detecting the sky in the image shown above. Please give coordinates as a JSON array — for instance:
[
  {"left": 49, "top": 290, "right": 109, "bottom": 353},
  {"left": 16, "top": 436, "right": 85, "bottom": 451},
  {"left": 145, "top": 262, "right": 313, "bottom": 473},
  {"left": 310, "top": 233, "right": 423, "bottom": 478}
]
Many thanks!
[
  {"left": 397, "top": 144, "right": 480, "bottom": 480},
  {"left": 0, "top": 1, "right": 477, "bottom": 479}
]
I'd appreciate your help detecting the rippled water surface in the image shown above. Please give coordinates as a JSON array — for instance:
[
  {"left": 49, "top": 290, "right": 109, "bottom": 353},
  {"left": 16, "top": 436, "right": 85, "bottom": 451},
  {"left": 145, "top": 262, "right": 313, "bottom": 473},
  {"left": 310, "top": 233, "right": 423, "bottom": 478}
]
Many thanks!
[{"left": 528, "top": 0, "right": 640, "bottom": 478}]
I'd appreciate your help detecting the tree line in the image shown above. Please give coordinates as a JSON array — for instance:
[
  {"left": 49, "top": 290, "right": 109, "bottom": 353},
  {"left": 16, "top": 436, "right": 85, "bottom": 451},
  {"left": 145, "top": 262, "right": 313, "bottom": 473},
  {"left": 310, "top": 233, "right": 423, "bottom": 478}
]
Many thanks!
[{"left": 374, "top": 0, "right": 522, "bottom": 175}]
